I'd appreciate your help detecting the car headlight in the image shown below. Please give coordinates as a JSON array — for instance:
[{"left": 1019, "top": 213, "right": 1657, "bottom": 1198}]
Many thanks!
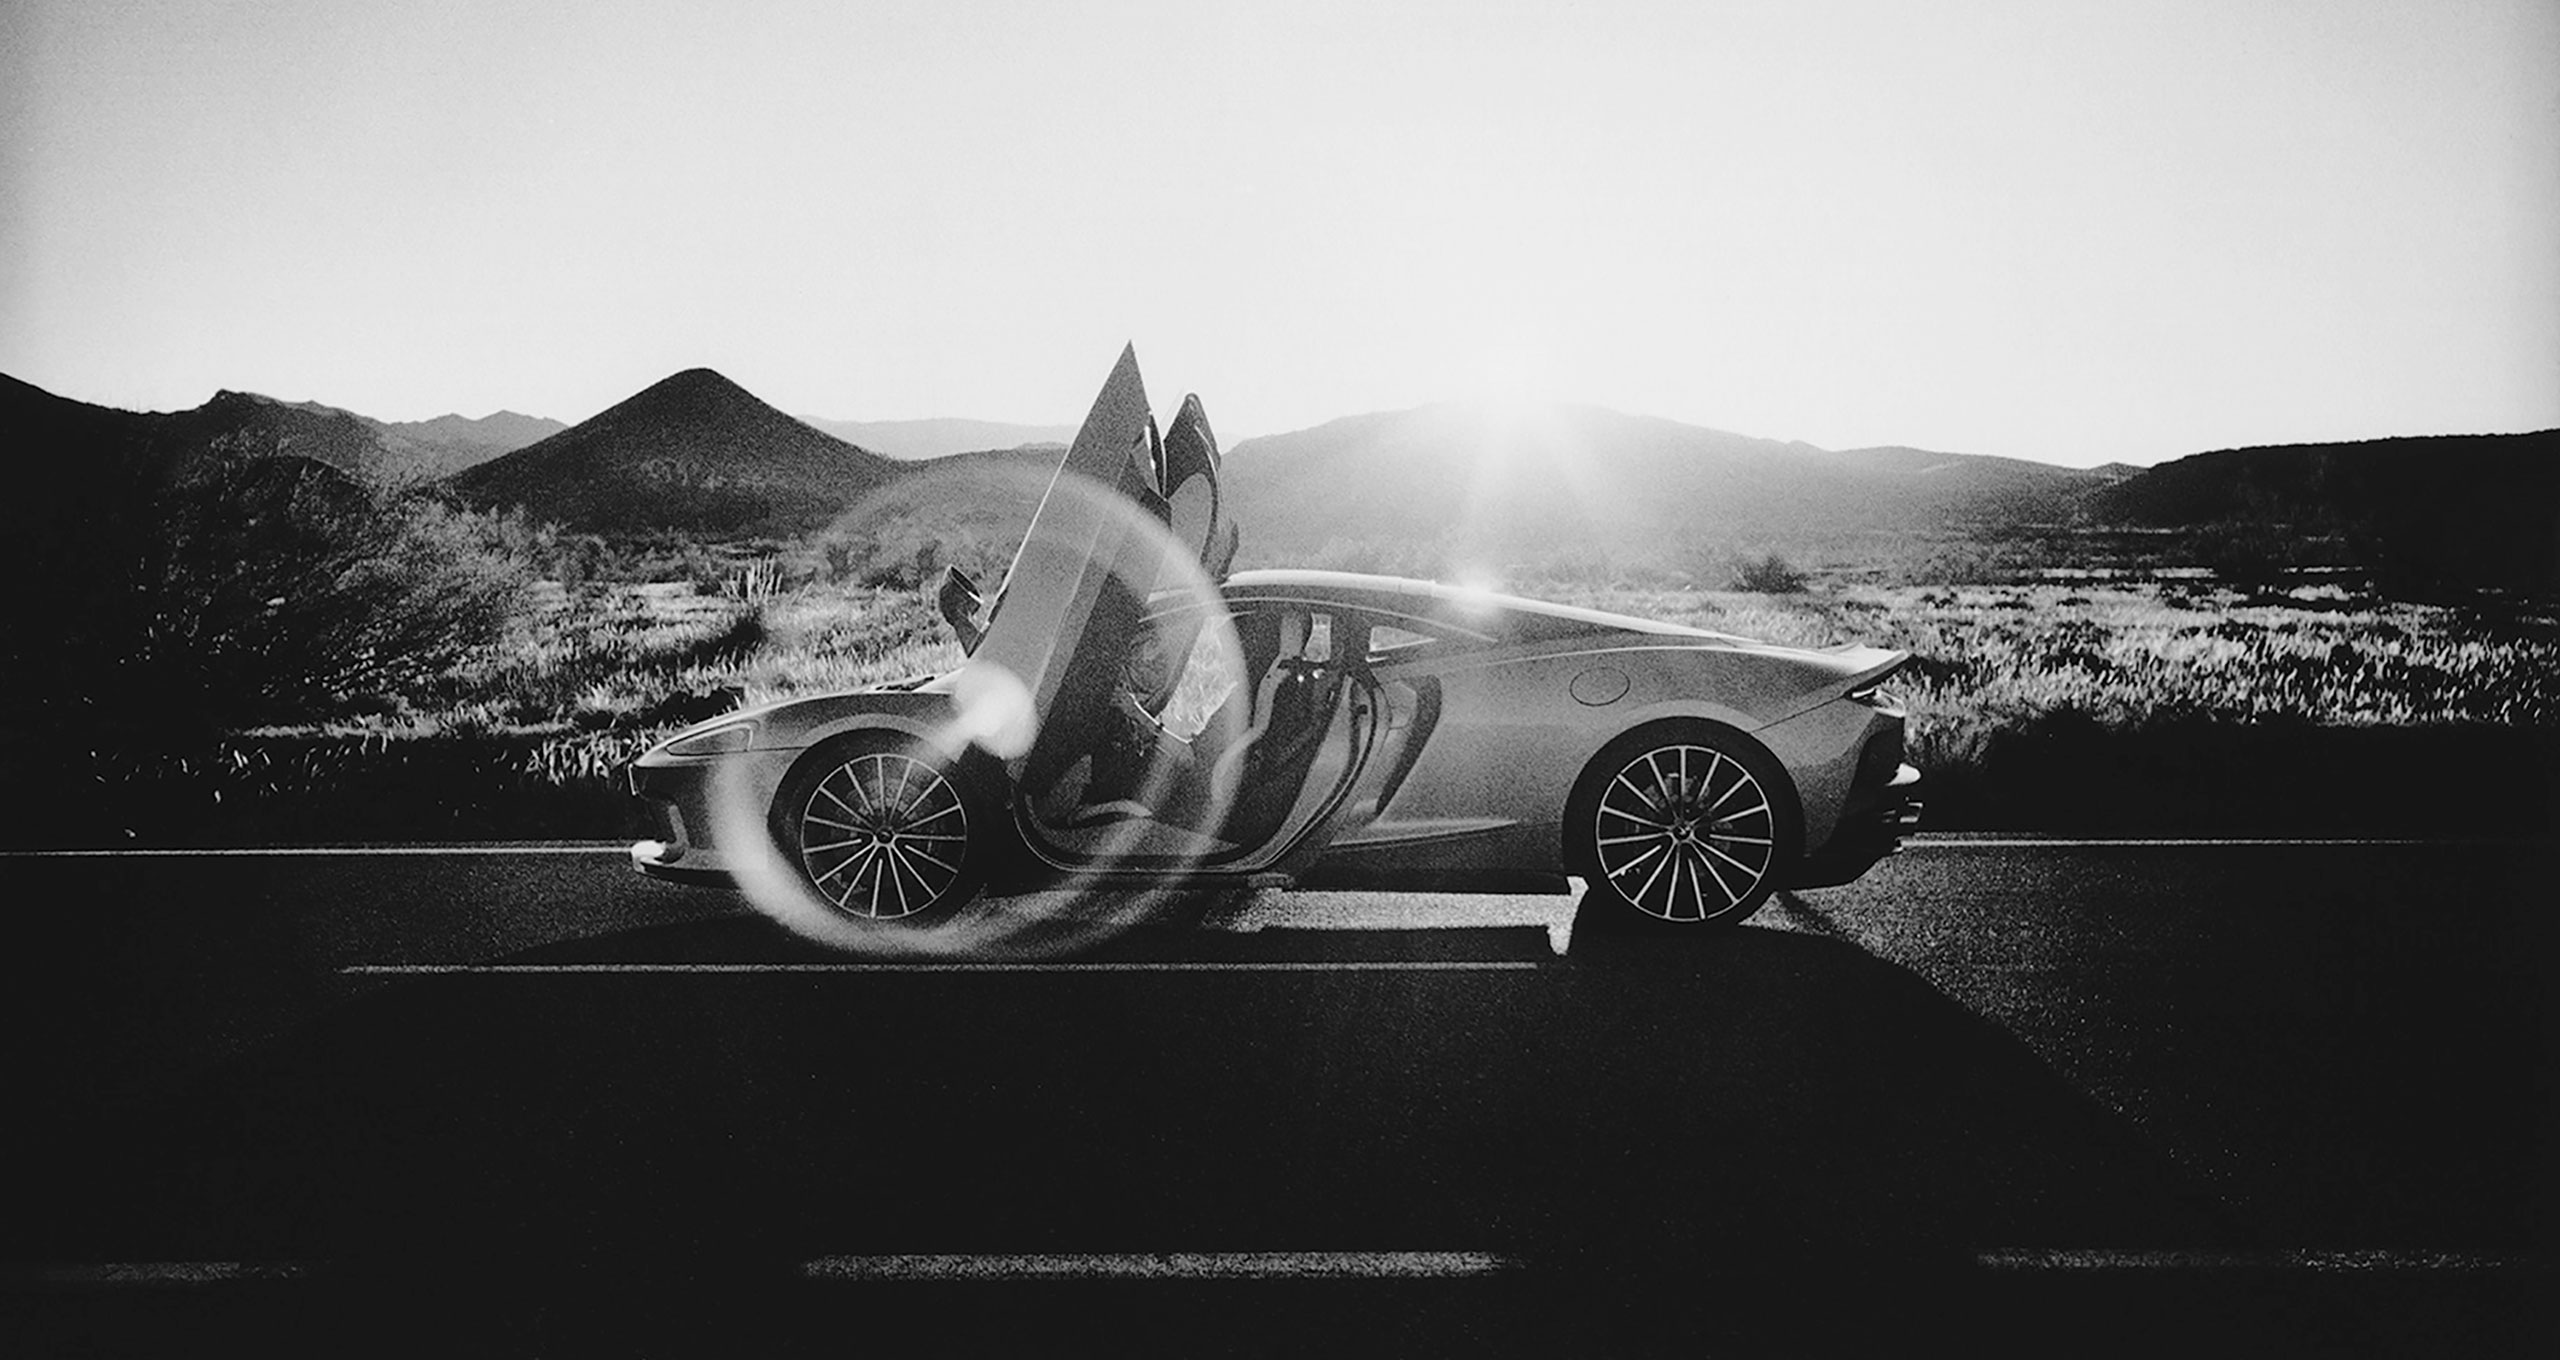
[{"left": 663, "top": 721, "right": 757, "bottom": 757}]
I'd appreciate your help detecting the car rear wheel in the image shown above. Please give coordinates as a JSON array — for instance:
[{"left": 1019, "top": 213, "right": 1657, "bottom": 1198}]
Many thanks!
[
  {"left": 1574, "top": 726, "right": 1798, "bottom": 929},
  {"left": 774, "top": 734, "right": 992, "bottom": 923}
]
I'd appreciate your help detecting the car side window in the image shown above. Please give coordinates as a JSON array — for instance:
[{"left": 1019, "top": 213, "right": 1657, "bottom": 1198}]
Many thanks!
[
  {"left": 1368, "top": 623, "right": 1437, "bottom": 660},
  {"left": 1156, "top": 614, "right": 1243, "bottom": 742}
]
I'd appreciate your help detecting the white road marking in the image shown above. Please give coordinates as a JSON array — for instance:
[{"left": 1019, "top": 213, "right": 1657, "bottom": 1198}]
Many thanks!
[
  {"left": 17, "top": 1250, "right": 2528, "bottom": 1287},
  {"left": 342, "top": 960, "right": 1550, "bottom": 976},
  {"left": 800, "top": 1251, "right": 1520, "bottom": 1281},
  {"left": 1974, "top": 1248, "right": 2531, "bottom": 1273},
  {"left": 1902, "top": 835, "right": 2510, "bottom": 849},
  {"left": 0, "top": 843, "right": 627, "bottom": 858},
  {"left": 0, "top": 836, "right": 2521, "bottom": 860},
  {"left": 16, "top": 1262, "right": 315, "bottom": 1285}
]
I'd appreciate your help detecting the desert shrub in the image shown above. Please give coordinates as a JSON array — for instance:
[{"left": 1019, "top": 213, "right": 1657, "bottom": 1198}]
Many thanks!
[
  {"left": 1731, "top": 553, "right": 1809, "bottom": 594},
  {"left": 813, "top": 516, "right": 1015, "bottom": 591},
  {"left": 4, "top": 457, "right": 533, "bottom": 743}
]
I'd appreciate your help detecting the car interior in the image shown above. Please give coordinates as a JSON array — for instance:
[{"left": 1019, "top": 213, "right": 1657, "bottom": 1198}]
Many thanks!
[{"left": 1022, "top": 600, "right": 1378, "bottom": 868}]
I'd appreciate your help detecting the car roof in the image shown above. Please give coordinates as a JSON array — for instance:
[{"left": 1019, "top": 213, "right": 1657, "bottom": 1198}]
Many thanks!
[{"left": 1221, "top": 568, "right": 1746, "bottom": 643}]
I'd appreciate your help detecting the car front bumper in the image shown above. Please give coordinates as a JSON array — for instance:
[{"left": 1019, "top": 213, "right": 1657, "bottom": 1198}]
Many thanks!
[{"left": 629, "top": 760, "right": 748, "bottom": 886}]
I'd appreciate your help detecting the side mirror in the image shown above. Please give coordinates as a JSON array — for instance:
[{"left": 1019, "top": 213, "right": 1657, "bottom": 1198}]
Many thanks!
[{"left": 938, "top": 564, "right": 986, "bottom": 654}]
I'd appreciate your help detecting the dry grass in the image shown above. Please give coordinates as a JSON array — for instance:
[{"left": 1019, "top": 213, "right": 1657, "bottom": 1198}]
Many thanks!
[{"left": 64, "top": 570, "right": 2550, "bottom": 843}]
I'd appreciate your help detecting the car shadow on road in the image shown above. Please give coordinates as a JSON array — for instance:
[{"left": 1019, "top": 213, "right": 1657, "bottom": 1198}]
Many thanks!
[
  {"left": 49, "top": 906, "right": 2242, "bottom": 1244},
  {"left": 20, "top": 908, "right": 2255, "bottom": 1350}
]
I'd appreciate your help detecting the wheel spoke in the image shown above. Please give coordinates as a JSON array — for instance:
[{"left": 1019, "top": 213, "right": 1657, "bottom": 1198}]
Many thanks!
[
  {"left": 1714, "top": 801, "right": 1770, "bottom": 826},
  {"left": 842, "top": 768, "right": 881, "bottom": 815},
  {"left": 1642, "top": 750, "right": 1676, "bottom": 814},
  {"left": 885, "top": 840, "right": 916, "bottom": 916},
  {"left": 1651, "top": 849, "right": 1680, "bottom": 919},
  {"left": 818, "top": 783, "right": 864, "bottom": 823},
  {"left": 1600, "top": 800, "right": 1671, "bottom": 830},
  {"left": 1608, "top": 772, "right": 1664, "bottom": 819},
  {"left": 1607, "top": 840, "right": 1667, "bottom": 882},
  {"left": 899, "top": 842, "right": 960, "bottom": 880},
  {"left": 1629, "top": 840, "right": 1676, "bottom": 912},
  {"left": 1702, "top": 839, "right": 1766, "bottom": 882},
  {"left": 1681, "top": 848, "right": 1716, "bottom": 920},
  {"left": 1692, "top": 844, "right": 1742, "bottom": 908},
  {"left": 814, "top": 842, "right": 878, "bottom": 907},
  {"left": 883, "top": 756, "right": 911, "bottom": 818},
  {"left": 810, "top": 839, "right": 872, "bottom": 885},
  {"left": 803, "top": 836, "right": 866, "bottom": 855}
]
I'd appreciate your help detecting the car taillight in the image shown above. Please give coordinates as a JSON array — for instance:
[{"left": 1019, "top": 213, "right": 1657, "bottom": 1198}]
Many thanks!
[{"left": 1847, "top": 682, "right": 1903, "bottom": 709}]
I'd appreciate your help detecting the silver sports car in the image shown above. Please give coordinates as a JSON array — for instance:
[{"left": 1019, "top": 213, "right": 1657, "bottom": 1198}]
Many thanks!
[{"left": 629, "top": 348, "right": 1920, "bottom": 930}]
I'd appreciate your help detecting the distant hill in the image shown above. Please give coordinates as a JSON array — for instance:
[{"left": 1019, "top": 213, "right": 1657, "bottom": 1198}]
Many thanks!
[
  {"left": 376, "top": 409, "right": 566, "bottom": 470},
  {"left": 1221, "top": 402, "right": 2116, "bottom": 563},
  {"left": 0, "top": 374, "right": 560, "bottom": 485},
  {"left": 818, "top": 445, "right": 1063, "bottom": 584},
  {"left": 4, "top": 374, "right": 364, "bottom": 482},
  {"left": 452, "top": 368, "right": 899, "bottom": 534},
  {"left": 796, "top": 415, "right": 1075, "bottom": 460},
  {"left": 2090, "top": 430, "right": 2560, "bottom": 592}
]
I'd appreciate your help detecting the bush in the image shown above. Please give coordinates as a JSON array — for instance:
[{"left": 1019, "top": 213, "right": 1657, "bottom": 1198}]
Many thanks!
[
  {"left": 1731, "top": 553, "right": 1809, "bottom": 593},
  {"left": 4, "top": 455, "right": 533, "bottom": 744}
]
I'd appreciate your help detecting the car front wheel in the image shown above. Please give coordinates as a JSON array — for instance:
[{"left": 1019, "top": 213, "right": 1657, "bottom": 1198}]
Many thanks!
[
  {"left": 773, "top": 735, "right": 991, "bottom": 924},
  {"left": 1575, "top": 726, "right": 1798, "bottom": 928}
]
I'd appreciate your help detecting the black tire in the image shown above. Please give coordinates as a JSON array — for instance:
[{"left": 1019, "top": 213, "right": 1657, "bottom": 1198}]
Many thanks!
[
  {"left": 1569, "top": 723, "right": 1800, "bottom": 930},
  {"left": 772, "top": 733, "right": 994, "bottom": 924}
]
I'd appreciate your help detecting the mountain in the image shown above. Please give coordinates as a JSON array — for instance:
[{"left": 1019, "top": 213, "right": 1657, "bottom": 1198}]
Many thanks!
[
  {"left": 453, "top": 368, "right": 898, "bottom": 534},
  {"left": 1, "top": 374, "right": 561, "bottom": 485},
  {"left": 1220, "top": 402, "right": 2116, "bottom": 562},
  {"left": 796, "top": 415, "right": 1076, "bottom": 460},
  {"left": 2089, "top": 430, "right": 2560, "bottom": 592},
  {"left": 4, "top": 373, "right": 362, "bottom": 484},
  {"left": 378, "top": 409, "right": 566, "bottom": 466}
]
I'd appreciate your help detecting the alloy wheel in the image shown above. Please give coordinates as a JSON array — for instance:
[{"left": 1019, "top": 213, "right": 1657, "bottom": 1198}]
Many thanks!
[
  {"left": 1592, "top": 743, "right": 1778, "bottom": 922},
  {"left": 797, "top": 751, "right": 972, "bottom": 919}
]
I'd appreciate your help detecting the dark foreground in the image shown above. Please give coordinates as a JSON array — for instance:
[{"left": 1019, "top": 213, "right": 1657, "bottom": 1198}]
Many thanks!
[{"left": 3, "top": 841, "right": 2550, "bottom": 1355}]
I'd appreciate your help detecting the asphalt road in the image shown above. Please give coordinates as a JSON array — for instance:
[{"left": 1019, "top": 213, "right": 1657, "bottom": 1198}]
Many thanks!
[{"left": 3, "top": 838, "right": 2550, "bottom": 1354}]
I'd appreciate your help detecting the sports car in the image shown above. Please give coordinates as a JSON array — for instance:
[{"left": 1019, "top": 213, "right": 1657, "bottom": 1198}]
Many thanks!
[{"left": 628, "top": 347, "right": 1920, "bottom": 930}]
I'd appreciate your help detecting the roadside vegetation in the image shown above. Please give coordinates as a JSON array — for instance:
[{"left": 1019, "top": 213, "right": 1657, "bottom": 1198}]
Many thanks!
[{"left": 14, "top": 509, "right": 2556, "bottom": 844}]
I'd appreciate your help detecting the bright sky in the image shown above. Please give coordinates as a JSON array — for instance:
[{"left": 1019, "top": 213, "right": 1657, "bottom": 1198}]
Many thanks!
[{"left": 3, "top": 0, "right": 2553, "bottom": 465}]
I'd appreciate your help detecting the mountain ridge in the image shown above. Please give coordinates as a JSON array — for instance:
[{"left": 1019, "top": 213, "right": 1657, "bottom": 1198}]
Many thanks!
[
  {"left": 12, "top": 367, "right": 2543, "bottom": 590},
  {"left": 450, "top": 368, "right": 898, "bottom": 534},
  {"left": 1221, "top": 400, "right": 2117, "bottom": 561},
  {"left": 796, "top": 414, "right": 1076, "bottom": 460}
]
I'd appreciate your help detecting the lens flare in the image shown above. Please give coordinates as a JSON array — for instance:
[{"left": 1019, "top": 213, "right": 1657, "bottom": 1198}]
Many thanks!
[
  {"left": 709, "top": 464, "right": 1246, "bottom": 959},
  {"left": 947, "top": 659, "right": 1035, "bottom": 760}
]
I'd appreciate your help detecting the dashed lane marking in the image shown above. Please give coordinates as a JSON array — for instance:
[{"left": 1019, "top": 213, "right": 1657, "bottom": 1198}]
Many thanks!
[
  {"left": 341, "top": 960, "right": 1550, "bottom": 976},
  {"left": 801, "top": 1251, "right": 1522, "bottom": 1281},
  {"left": 1974, "top": 1248, "right": 2535, "bottom": 1272},
  {"left": 0, "top": 844, "right": 626, "bottom": 857},
  {"left": 1, "top": 836, "right": 2520, "bottom": 859},
  {"left": 1906, "top": 836, "right": 2517, "bottom": 849},
  {"left": 16, "top": 1250, "right": 2532, "bottom": 1287}
]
